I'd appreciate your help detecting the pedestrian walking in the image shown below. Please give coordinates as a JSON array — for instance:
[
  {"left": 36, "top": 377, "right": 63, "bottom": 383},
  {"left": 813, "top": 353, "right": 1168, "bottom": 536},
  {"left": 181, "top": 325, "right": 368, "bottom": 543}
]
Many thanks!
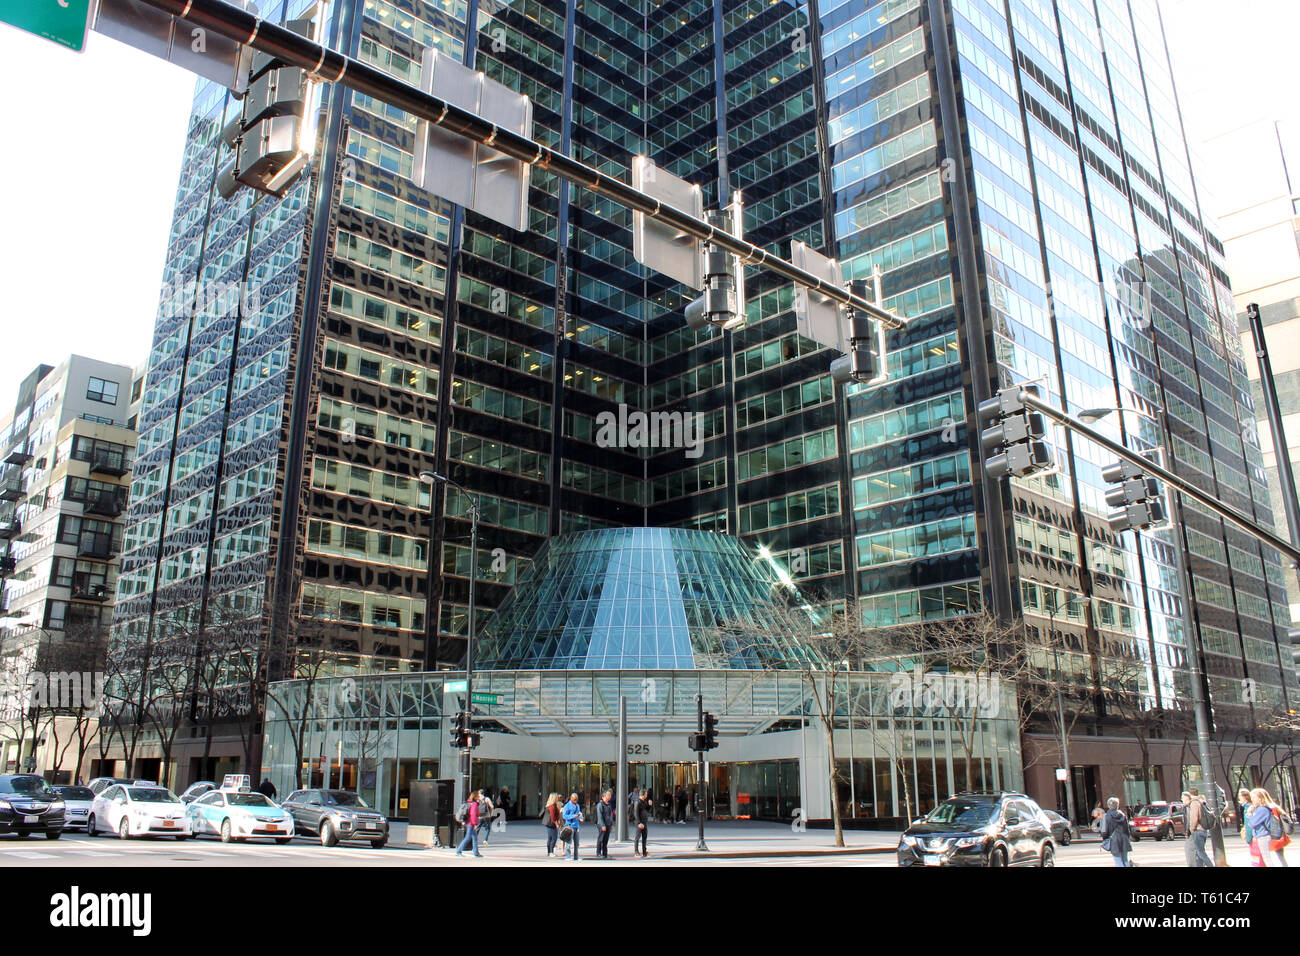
[
  {"left": 634, "top": 789, "right": 651, "bottom": 857},
  {"left": 561, "top": 792, "right": 584, "bottom": 861},
  {"left": 1090, "top": 803, "right": 1104, "bottom": 831},
  {"left": 498, "top": 787, "right": 512, "bottom": 820},
  {"left": 257, "top": 778, "right": 277, "bottom": 800},
  {"left": 478, "top": 789, "right": 496, "bottom": 845},
  {"left": 456, "top": 789, "right": 484, "bottom": 858},
  {"left": 1099, "top": 797, "right": 1133, "bottom": 867},
  {"left": 675, "top": 785, "right": 687, "bottom": 823},
  {"left": 542, "top": 792, "right": 562, "bottom": 857},
  {"left": 1248, "top": 788, "right": 1290, "bottom": 867},
  {"left": 1237, "top": 788, "right": 1252, "bottom": 842},
  {"left": 1182, "top": 790, "right": 1213, "bottom": 867},
  {"left": 596, "top": 789, "right": 615, "bottom": 859}
]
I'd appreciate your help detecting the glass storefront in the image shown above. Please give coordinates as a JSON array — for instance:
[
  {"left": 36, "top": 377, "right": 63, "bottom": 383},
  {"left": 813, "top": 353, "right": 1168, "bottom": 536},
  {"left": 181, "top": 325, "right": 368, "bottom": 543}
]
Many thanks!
[{"left": 264, "top": 669, "right": 1024, "bottom": 822}]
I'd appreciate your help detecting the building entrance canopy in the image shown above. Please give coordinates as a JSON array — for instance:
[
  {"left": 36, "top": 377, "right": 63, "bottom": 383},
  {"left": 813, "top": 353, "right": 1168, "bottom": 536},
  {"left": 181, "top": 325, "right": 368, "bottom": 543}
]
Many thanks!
[{"left": 265, "top": 668, "right": 1022, "bottom": 824}]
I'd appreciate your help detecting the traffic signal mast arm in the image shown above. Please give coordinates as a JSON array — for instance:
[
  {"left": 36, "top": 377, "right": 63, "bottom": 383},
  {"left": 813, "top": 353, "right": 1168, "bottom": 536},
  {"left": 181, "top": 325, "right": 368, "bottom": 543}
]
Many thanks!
[
  {"left": 135, "top": 0, "right": 905, "bottom": 332},
  {"left": 1017, "top": 389, "right": 1300, "bottom": 566}
]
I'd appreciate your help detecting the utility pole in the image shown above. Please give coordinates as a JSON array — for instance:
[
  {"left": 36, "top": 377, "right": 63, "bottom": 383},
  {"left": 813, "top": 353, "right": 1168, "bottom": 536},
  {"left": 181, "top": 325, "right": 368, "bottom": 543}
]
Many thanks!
[{"left": 695, "top": 694, "right": 708, "bottom": 852}]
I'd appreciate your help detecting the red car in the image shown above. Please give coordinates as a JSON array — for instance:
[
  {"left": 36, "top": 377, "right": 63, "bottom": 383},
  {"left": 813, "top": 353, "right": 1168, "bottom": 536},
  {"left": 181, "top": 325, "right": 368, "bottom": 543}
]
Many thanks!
[{"left": 1129, "top": 802, "right": 1185, "bottom": 841}]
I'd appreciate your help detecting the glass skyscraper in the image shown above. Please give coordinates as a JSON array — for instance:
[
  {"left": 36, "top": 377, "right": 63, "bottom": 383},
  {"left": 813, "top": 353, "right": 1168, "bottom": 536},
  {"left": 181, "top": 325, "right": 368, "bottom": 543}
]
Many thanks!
[{"left": 112, "top": 0, "right": 1297, "bottom": 805}]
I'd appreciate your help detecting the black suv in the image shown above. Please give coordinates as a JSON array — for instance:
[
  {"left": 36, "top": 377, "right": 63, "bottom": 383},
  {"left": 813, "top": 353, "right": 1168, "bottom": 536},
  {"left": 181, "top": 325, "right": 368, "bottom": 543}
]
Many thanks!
[
  {"left": 898, "top": 792, "right": 1055, "bottom": 867},
  {"left": 0, "top": 775, "right": 67, "bottom": 839},
  {"left": 281, "top": 789, "right": 389, "bottom": 848}
]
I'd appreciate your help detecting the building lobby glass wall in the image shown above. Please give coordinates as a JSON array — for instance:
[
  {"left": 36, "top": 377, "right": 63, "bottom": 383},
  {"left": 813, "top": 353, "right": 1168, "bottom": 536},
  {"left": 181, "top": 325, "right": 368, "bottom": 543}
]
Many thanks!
[{"left": 264, "top": 670, "right": 1023, "bottom": 822}]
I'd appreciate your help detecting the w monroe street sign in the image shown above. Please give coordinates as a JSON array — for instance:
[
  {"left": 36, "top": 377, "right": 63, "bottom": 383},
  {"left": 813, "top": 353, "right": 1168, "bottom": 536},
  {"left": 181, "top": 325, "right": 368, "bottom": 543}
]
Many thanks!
[{"left": 0, "top": 0, "right": 94, "bottom": 52}]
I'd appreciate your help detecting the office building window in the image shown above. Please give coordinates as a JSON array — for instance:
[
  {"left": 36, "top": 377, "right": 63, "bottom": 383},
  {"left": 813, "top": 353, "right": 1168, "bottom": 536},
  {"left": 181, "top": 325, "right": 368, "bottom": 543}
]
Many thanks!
[{"left": 86, "top": 378, "right": 119, "bottom": 405}]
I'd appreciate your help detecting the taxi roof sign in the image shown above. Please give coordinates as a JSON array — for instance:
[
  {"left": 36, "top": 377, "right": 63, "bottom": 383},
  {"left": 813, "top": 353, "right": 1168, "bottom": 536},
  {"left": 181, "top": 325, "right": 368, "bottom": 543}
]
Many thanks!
[{"left": 221, "top": 774, "right": 252, "bottom": 792}]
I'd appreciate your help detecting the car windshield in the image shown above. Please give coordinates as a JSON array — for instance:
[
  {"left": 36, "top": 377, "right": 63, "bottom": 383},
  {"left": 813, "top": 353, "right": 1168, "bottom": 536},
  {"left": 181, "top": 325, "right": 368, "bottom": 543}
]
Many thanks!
[
  {"left": 227, "top": 794, "right": 273, "bottom": 807},
  {"left": 324, "top": 791, "right": 369, "bottom": 808},
  {"left": 127, "top": 788, "right": 176, "bottom": 803},
  {"left": 2, "top": 777, "right": 59, "bottom": 798},
  {"left": 1138, "top": 806, "right": 1169, "bottom": 817},
  {"left": 57, "top": 787, "right": 94, "bottom": 800},
  {"left": 923, "top": 798, "right": 997, "bottom": 827}
]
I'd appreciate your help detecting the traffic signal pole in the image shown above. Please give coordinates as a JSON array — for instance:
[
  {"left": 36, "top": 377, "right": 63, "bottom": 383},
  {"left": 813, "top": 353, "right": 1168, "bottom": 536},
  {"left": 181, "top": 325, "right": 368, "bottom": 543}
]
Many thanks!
[
  {"left": 135, "top": 0, "right": 906, "bottom": 333},
  {"left": 695, "top": 694, "right": 708, "bottom": 852},
  {"left": 1019, "top": 391, "right": 1300, "bottom": 566}
]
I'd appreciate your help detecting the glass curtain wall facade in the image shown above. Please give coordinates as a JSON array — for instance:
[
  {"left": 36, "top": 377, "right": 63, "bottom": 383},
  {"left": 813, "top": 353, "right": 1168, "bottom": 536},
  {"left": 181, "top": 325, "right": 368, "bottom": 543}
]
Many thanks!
[
  {"left": 832, "top": 0, "right": 1296, "bottom": 737},
  {"left": 112, "top": 0, "right": 1297, "bottom": 780}
]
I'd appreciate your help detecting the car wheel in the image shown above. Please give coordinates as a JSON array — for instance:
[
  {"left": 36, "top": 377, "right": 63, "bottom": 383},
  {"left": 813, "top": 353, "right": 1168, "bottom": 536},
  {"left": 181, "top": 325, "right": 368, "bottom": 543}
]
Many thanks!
[
  {"left": 87, "top": 815, "right": 97, "bottom": 837},
  {"left": 371, "top": 837, "right": 387, "bottom": 849},
  {"left": 1060, "top": 829, "right": 1071, "bottom": 846},
  {"left": 1040, "top": 843, "right": 1055, "bottom": 867},
  {"left": 118, "top": 818, "right": 130, "bottom": 840},
  {"left": 989, "top": 846, "right": 1007, "bottom": 867},
  {"left": 220, "top": 819, "right": 234, "bottom": 844},
  {"left": 46, "top": 830, "right": 61, "bottom": 841},
  {"left": 320, "top": 819, "right": 339, "bottom": 848}
]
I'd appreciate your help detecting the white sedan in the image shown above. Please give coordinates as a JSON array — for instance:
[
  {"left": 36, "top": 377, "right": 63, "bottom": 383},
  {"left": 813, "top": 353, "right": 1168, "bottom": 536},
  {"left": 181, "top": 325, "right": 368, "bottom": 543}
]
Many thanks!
[
  {"left": 88, "top": 784, "right": 191, "bottom": 839},
  {"left": 186, "top": 790, "right": 295, "bottom": 844}
]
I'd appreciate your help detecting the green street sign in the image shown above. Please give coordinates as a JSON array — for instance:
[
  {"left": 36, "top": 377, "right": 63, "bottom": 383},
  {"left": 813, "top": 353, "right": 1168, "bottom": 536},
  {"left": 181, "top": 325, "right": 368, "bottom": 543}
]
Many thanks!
[
  {"left": 443, "top": 680, "right": 468, "bottom": 693},
  {"left": 471, "top": 692, "right": 501, "bottom": 705},
  {"left": 0, "top": 0, "right": 94, "bottom": 53}
]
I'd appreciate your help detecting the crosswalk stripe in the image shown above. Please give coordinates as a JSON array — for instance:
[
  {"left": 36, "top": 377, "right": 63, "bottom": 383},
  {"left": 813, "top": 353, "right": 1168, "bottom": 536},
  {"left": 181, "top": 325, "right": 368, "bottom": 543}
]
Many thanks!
[{"left": 8, "top": 851, "right": 57, "bottom": 859}]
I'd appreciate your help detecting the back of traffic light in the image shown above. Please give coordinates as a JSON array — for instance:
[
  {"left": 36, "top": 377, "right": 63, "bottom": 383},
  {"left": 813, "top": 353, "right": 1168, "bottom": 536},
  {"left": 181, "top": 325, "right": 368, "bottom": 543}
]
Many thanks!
[
  {"left": 978, "top": 385, "right": 1054, "bottom": 480},
  {"left": 1103, "top": 460, "right": 1167, "bottom": 532},
  {"left": 216, "top": 18, "right": 317, "bottom": 200},
  {"left": 684, "top": 196, "right": 747, "bottom": 332}
]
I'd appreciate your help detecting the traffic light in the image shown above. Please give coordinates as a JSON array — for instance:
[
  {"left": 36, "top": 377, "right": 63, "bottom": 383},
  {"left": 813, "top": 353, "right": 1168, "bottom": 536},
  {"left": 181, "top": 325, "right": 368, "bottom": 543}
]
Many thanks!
[
  {"left": 448, "top": 710, "right": 480, "bottom": 749},
  {"left": 828, "top": 278, "right": 887, "bottom": 386},
  {"left": 702, "top": 711, "right": 720, "bottom": 751},
  {"left": 687, "top": 732, "right": 707, "bottom": 752},
  {"left": 684, "top": 197, "right": 746, "bottom": 332},
  {"left": 978, "top": 385, "right": 1053, "bottom": 480},
  {"left": 1103, "top": 460, "right": 1166, "bottom": 532},
  {"left": 216, "top": 19, "right": 315, "bottom": 200}
]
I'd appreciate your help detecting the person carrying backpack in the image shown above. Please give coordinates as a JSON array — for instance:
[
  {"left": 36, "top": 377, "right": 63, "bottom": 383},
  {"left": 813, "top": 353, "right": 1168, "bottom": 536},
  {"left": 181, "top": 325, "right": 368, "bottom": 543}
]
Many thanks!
[
  {"left": 455, "top": 789, "right": 484, "bottom": 858},
  {"left": 1248, "top": 788, "right": 1290, "bottom": 867}
]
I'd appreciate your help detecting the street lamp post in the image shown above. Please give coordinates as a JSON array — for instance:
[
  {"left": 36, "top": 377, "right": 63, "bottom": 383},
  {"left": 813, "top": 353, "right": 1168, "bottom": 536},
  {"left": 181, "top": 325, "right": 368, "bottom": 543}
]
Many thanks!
[
  {"left": 1046, "top": 594, "right": 1084, "bottom": 826},
  {"left": 420, "top": 471, "right": 479, "bottom": 804},
  {"left": 1080, "top": 407, "right": 1228, "bottom": 865}
]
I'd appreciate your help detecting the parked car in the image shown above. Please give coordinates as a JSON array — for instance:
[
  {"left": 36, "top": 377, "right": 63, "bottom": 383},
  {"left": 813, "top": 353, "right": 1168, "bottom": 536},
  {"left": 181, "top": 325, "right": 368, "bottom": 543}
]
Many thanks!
[
  {"left": 1040, "top": 809, "right": 1074, "bottom": 846},
  {"left": 88, "top": 784, "right": 190, "bottom": 839},
  {"left": 186, "top": 789, "right": 294, "bottom": 844},
  {"left": 0, "top": 774, "right": 66, "bottom": 839},
  {"left": 898, "top": 792, "right": 1056, "bottom": 867},
  {"left": 87, "top": 777, "right": 157, "bottom": 795},
  {"left": 281, "top": 789, "right": 389, "bottom": 848},
  {"left": 1129, "top": 802, "right": 1185, "bottom": 841},
  {"left": 179, "top": 781, "right": 216, "bottom": 804},
  {"left": 53, "top": 785, "right": 95, "bottom": 831}
]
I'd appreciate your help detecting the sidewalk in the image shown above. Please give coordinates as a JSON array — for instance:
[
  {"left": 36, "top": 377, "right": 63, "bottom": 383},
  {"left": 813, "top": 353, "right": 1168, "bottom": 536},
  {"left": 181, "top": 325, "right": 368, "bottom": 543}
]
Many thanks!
[{"left": 388, "top": 819, "right": 901, "bottom": 860}]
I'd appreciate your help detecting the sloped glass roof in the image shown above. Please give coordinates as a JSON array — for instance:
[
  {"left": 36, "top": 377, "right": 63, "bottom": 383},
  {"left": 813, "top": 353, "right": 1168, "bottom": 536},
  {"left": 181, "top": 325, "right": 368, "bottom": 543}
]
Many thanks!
[{"left": 476, "top": 527, "right": 824, "bottom": 670}]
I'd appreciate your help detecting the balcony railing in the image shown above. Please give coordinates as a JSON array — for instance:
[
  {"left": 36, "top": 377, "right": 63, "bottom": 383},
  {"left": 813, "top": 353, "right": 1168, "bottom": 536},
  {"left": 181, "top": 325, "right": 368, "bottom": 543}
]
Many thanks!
[
  {"left": 89, "top": 450, "right": 129, "bottom": 477},
  {"left": 4, "top": 447, "right": 32, "bottom": 466},
  {"left": 71, "top": 576, "right": 111, "bottom": 602},
  {"left": 0, "top": 555, "right": 16, "bottom": 576},
  {"left": 0, "top": 478, "right": 24, "bottom": 502},
  {"left": 85, "top": 491, "right": 125, "bottom": 517},
  {"left": 0, "top": 519, "right": 19, "bottom": 540}
]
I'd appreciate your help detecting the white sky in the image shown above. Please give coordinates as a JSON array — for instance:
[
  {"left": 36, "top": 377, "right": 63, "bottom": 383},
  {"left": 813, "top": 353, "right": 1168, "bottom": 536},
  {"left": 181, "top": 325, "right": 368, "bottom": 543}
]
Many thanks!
[
  {"left": 0, "top": 24, "right": 195, "bottom": 392},
  {"left": 0, "top": 2, "right": 1294, "bottom": 397}
]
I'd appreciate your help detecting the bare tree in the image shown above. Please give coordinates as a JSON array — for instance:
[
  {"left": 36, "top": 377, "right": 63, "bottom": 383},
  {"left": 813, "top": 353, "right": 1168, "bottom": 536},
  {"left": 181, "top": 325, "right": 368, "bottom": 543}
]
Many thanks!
[
  {"left": 0, "top": 629, "right": 52, "bottom": 773},
  {"left": 40, "top": 622, "right": 108, "bottom": 783}
]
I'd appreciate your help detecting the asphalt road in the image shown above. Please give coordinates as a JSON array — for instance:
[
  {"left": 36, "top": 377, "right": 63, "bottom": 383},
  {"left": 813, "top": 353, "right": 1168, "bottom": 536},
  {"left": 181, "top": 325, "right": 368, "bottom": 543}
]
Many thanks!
[{"left": 0, "top": 830, "right": 1272, "bottom": 867}]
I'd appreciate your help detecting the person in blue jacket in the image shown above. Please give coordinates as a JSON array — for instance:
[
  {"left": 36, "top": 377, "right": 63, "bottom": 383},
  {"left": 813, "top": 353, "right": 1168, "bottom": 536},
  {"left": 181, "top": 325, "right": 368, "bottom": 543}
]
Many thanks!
[{"left": 561, "top": 792, "right": 584, "bottom": 862}]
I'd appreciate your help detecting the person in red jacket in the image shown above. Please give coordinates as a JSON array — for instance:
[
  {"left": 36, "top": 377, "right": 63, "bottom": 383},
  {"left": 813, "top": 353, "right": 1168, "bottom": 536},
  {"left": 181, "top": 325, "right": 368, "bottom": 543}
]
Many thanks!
[{"left": 456, "top": 789, "right": 484, "bottom": 857}]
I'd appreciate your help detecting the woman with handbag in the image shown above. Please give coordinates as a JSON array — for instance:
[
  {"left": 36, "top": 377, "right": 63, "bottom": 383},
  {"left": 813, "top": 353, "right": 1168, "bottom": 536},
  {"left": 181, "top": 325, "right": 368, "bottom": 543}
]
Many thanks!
[
  {"left": 542, "top": 792, "right": 562, "bottom": 858},
  {"left": 1099, "top": 797, "right": 1133, "bottom": 867}
]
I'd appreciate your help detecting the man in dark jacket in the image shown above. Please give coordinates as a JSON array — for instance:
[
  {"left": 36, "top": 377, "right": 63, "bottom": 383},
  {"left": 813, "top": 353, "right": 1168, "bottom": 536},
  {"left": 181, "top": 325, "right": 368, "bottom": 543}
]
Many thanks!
[
  {"left": 596, "top": 789, "right": 615, "bottom": 859},
  {"left": 257, "top": 778, "right": 277, "bottom": 800},
  {"left": 634, "top": 789, "right": 651, "bottom": 857}
]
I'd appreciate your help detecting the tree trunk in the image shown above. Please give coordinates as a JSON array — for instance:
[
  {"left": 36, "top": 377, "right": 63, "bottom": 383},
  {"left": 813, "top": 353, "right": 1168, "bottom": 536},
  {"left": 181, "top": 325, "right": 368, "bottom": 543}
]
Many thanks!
[{"left": 825, "top": 720, "right": 844, "bottom": 847}]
